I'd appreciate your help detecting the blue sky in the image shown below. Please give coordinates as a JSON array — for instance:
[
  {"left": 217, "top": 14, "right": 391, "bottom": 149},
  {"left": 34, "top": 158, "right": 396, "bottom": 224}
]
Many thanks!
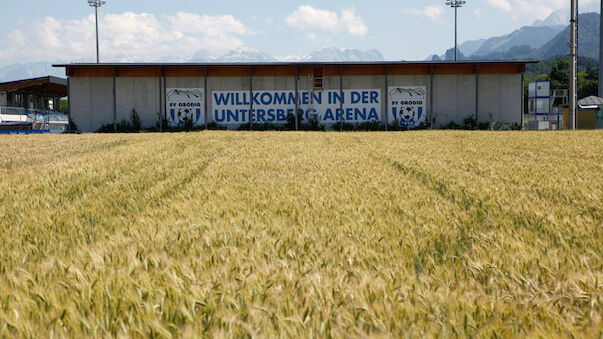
[{"left": 0, "top": 0, "right": 599, "bottom": 66}]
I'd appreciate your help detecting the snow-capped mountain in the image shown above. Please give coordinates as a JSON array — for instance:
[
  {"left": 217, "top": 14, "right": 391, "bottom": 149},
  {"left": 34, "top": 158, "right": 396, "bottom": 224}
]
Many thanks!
[
  {"left": 191, "top": 47, "right": 276, "bottom": 62},
  {"left": 0, "top": 47, "right": 385, "bottom": 82},
  {"left": 532, "top": 9, "right": 570, "bottom": 27},
  {"left": 278, "top": 47, "right": 384, "bottom": 62}
]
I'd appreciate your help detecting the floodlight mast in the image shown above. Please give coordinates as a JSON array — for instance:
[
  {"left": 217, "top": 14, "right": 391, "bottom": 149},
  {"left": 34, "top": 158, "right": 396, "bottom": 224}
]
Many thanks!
[
  {"left": 569, "top": 0, "right": 578, "bottom": 130},
  {"left": 88, "top": 0, "right": 106, "bottom": 63},
  {"left": 446, "top": 0, "right": 465, "bottom": 61}
]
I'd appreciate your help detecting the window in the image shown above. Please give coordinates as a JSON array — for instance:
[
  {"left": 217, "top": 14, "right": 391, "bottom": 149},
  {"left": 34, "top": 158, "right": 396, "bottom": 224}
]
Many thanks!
[{"left": 313, "top": 67, "right": 323, "bottom": 89}]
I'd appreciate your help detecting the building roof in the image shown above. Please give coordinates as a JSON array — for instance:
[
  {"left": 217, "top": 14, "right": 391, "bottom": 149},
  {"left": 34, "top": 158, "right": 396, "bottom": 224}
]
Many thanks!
[
  {"left": 578, "top": 95, "right": 603, "bottom": 108},
  {"left": 0, "top": 76, "right": 68, "bottom": 97},
  {"left": 53, "top": 60, "right": 537, "bottom": 78},
  {"left": 53, "top": 60, "right": 539, "bottom": 68}
]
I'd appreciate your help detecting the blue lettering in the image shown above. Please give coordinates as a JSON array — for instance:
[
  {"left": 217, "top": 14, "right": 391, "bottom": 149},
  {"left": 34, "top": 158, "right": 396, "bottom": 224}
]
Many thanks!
[
  {"left": 351, "top": 92, "right": 361, "bottom": 104},
  {"left": 313, "top": 92, "right": 322, "bottom": 105},
  {"left": 214, "top": 110, "right": 225, "bottom": 122},
  {"left": 260, "top": 93, "right": 272, "bottom": 105},
  {"left": 335, "top": 108, "right": 343, "bottom": 121},
  {"left": 355, "top": 108, "right": 366, "bottom": 121},
  {"left": 288, "top": 92, "right": 297, "bottom": 105},
  {"left": 267, "top": 109, "right": 276, "bottom": 121},
  {"left": 302, "top": 92, "right": 309, "bottom": 105},
  {"left": 368, "top": 108, "right": 379, "bottom": 120},
  {"left": 257, "top": 109, "right": 266, "bottom": 122},
  {"left": 274, "top": 92, "right": 286, "bottom": 105},
  {"left": 332, "top": 92, "right": 342, "bottom": 104},
  {"left": 226, "top": 109, "right": 238, "bottom": 122},
  {"left": 370, "top": 91, "right": 379, "bottom": 103},
  {"left": 324, "top": 109, "right": 335, "bottom": 121},
  {"left": 346, "top": 108, "right": 353, "bottom": 121},
  {"left": 362, "top": 91, "right": 369, "bottom": 104},
  {"left": 214, "top": 93, "right": 230, "bottom": 105},
  {"left": 277, "top": 109, "right": 286, "bottom": 121},
  {"left": 252, "top": 93, "right": 261, "bottom": 106}
]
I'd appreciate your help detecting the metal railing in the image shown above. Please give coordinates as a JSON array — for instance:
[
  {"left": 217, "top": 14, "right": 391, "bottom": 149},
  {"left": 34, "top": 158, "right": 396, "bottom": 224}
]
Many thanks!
[{"left": 1, "top": 106, "right": 69, "bottom": 133}]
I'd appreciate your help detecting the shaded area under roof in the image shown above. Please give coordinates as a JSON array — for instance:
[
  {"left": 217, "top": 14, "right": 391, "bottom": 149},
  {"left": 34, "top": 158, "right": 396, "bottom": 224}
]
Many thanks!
[{"left": 0, "top": 76, "right": 68, "bottom": 97}]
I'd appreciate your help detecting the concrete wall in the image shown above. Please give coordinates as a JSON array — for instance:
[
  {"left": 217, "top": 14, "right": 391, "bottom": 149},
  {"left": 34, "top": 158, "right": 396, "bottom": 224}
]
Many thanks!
[
  {"left": 116, "top": 77, "right": 160, "bottom": 128},
  {"left": 70, "top": 73, "right": 523, "bottom": 132}
]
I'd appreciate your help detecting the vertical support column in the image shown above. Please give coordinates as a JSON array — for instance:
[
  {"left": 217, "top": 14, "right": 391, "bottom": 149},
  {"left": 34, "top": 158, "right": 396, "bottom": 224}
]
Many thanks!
[
  {"left": 161, "top": 67, "right": 166, "bottom": 127},
  {"left": 599, "top": 0, "right": 603, "bottom": 97},
  {"left": 339, "top": 66, "right": 344, "bottom": 132},
  {"left": 204, "top": 68, "right": 208, "bottom": 130},
  {"left": 521, "top": 72, "right": 525, "bottom": 129},
  {"left": 158, "top": 68, "right": 163, "bottom": 132},
  {"left": 67, "top": 77, "right": 72, "bottom": 131},
  {"left": 475, "top": 65, "right": 479, "bottom": 125},
  {"left": 384, "top": 67, "right": 389, "bottom": 131},
  {"left": 295, "top": 67, "right": 299, "bottom": 131},
  {"left": 112, "top": 67, "right": 117, "bottom": 132},
  {"left": 249, "top": 67, "right": 253, "bottom": 131},
  {"left": 429, "top": 66, "right": 435, "bottom": 129}
]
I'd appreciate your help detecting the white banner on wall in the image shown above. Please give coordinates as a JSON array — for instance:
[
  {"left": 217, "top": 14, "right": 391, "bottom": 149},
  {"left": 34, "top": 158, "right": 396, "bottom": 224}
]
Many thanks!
[
  {"left": 388, "top": 87, "right": 427, "bottom": 128},
  {"left": 212, "top": 89, "right": 381, "bottom": 124},
  {"left": 166, "top": 88, "right": 205, "bottom": 127}
]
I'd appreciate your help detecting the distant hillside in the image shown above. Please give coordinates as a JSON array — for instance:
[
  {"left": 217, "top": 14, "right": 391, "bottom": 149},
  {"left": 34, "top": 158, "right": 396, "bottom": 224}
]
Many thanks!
[
  {"left": 458, "top": 39, "right": 487, "bottom": 56},
  {"left": 0, "top": 62, "right": 65, "bottom": 82},
  {"left": 429, "top": 11, "right": 600, "bottom": 62},
  {"left": 472, "top": 25, "right": 565, "bottom": 56},
  {"left": 534, "top": 12, "right": 600, "bottom": 60},
  {"left": 468, "top": 12, "right": 599, "bottom": 62}
]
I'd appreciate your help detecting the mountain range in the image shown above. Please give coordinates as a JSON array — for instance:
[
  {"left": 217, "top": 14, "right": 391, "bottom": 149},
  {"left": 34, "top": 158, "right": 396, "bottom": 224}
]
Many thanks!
[
  {"left": 429, "top": 10, "right": 601, "bottom": 62},
  {"left": 0, "top": 48, "right": 384, "bottom": 82}
]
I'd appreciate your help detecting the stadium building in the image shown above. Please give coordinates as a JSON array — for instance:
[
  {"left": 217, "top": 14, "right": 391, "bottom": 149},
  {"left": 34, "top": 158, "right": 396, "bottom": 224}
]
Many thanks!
[{"left": 54, "top": 61, "right": 536, "bottom": 132}]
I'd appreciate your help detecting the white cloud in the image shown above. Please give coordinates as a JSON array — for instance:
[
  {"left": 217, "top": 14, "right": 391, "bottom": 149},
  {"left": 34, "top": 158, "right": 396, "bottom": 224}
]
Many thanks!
[
  {"left": 403, "top": 5, "right": 445, "bottom": 21},
  {"left": 474, "top": 9, "right": 482, "bottom": 18},
  {"left": 486, "top": 0, "right": 599, "bottom": 20},
  {"left": 0, "top": 12, "right": 254, "bottom": 65},
  {"left": 285, "top": 6, "right": 368, "bottom": 37},
  {"left": 486, "top": 0, "right": 513, "bottom": 12}
]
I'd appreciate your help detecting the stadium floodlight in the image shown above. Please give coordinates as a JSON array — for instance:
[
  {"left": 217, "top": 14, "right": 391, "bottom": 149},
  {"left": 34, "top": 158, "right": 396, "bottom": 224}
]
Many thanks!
[
  {"left": 88, "top": 0, "right": 106, "bottom": 63},
  {"left": 445, "top": 0, "right": 466, "bottom": 61}
]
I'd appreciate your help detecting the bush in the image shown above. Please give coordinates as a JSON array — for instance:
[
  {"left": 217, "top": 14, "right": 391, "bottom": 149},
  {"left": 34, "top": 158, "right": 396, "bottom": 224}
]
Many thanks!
[
  {"left": 332, "top": 121, "right": 356, "bottom": 131},
  {"left": 130, "top": 109, "right": 141, "bottom": 131},
  {"left": 206, "top": 122, "right": 227, "bottom": 130},
  {"left": 357, "top": 121, "right": 385, "bottom": 131},
  {"left": 509, "top": 122, "right": 522, "bottom": 131},
  {"left": 69, "top": 118, "right": 79, "bottom": 132},
  {"left": 299, "top": 117, "right": 325, "bottom": 131},
  {"left": 237, "top": 122, "right": 284, "bottom": 131}
]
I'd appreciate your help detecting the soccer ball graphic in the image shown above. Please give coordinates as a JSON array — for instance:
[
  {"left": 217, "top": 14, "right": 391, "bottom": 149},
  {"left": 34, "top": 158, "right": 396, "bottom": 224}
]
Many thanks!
[
  {"left": 402, "top": 106, "right": 416, "bottom": 122},
  {"left": 177, "top": 108, "right": 194, "bottom": 124}
]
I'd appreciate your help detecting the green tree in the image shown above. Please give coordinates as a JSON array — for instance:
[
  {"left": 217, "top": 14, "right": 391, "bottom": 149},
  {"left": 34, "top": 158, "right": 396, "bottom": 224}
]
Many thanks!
[
  {"left": 578, "top": 66, "right": 599, "bottom": 99},
  {"left": 549, "top": 59, "right": 569, "bottom": 90}
]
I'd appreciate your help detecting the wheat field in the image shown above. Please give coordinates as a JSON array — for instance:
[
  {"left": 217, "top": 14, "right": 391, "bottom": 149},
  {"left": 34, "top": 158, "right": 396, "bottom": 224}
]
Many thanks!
[{"left": 0, "top": 131, "right": 601, "bottom": 338}]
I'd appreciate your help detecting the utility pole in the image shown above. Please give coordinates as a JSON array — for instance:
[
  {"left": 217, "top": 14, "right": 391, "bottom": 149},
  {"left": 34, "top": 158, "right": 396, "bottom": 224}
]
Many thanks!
[
  {"left": 569, "top": 0, "right": 578, "bottom": 130},
  {"left": 599, "top": 0, "right": 603, "bottom": 97},
  {"left": 88, "top": 0, "right": 106, "bottom": 63},
  {"left": 446, "top": 0, "right": 466, "bottom": 61}
]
